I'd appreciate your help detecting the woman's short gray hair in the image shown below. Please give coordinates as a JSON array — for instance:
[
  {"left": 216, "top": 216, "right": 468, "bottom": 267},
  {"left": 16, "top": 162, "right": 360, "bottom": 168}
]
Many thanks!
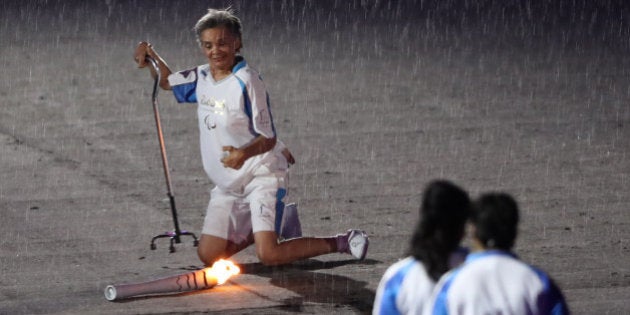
[{"left": 194, "top": 8, "right": 242, "bottom": 43}]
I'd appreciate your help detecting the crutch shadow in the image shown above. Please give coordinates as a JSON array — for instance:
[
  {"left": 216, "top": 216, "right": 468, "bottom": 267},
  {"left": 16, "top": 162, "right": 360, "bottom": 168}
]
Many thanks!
[{"left": 238, "top": 258, "right": 379, "bottom": 314}]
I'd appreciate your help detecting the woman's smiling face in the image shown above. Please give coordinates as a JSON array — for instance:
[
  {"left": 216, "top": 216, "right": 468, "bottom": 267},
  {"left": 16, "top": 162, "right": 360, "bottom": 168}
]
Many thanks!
[{"left": 199, "top": 26, "right": 241, "bottom": 73}]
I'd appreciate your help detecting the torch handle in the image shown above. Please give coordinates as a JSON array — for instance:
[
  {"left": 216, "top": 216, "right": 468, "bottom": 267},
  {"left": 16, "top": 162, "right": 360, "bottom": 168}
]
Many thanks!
[{"left": 105, "top": 269, "right": 217, "bottom": 301}]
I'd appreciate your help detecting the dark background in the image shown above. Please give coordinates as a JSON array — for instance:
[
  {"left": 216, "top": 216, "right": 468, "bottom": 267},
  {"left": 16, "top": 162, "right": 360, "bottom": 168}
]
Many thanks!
[{"left": 1, "top": 0, "right": 629, "bottom": 313}]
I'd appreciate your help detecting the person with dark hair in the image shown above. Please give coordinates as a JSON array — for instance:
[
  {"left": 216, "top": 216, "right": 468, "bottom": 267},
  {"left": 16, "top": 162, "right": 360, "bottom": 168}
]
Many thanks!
[
  {"left": 373, "top": 180, "right": 470, "bottom": 315},
  {"left": 132, "top": 8, "right": 368, "bottom": 266},
  {"left": 428, "top": 193, "right": 570, "bottom": 315}
]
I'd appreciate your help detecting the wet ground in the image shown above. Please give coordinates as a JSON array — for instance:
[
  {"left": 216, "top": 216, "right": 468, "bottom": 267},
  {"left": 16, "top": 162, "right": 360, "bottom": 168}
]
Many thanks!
[{"left": 1, "top": 1, "right": 629, "bottom": 314}]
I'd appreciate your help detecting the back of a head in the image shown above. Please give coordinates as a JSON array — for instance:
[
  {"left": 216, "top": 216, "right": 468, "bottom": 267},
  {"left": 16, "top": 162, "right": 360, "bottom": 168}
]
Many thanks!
[
  {"left": 472, "top": 193, "right": 520, "bottom": 251},
  {"left": 420, "top": 180, "right": 470, "bottom": 232},
  {"left": 409, "top": 180, "right": 470, "bottom": 281}
]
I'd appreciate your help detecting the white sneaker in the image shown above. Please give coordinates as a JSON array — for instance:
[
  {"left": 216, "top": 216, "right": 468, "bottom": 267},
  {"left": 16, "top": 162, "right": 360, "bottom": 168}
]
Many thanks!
[{"left": 337, "top": 229, "right": 369, "bottom": 260}]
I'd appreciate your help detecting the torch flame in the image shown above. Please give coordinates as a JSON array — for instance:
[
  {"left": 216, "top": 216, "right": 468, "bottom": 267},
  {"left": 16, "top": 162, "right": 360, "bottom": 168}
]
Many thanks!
[{"left": 206, "top": 259, "right": 240, "bottom": 285}]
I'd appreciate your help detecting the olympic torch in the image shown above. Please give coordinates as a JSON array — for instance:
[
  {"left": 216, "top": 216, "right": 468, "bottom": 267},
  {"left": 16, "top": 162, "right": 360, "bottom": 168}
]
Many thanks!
[{"left": 104, "top": 259, "right": 240, "bottom": 301}]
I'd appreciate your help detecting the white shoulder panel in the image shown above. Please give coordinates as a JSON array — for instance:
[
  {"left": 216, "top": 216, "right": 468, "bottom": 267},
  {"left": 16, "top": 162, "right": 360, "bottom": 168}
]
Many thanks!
[{"left": 168, "top": 68, "right": 197, "bottom": 86}]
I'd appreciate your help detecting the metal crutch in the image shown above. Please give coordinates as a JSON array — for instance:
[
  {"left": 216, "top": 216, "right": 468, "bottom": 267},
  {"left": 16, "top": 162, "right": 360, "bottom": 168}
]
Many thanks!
[{"left": 145, "top": 56, "right": 198, "bottom": 252}]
